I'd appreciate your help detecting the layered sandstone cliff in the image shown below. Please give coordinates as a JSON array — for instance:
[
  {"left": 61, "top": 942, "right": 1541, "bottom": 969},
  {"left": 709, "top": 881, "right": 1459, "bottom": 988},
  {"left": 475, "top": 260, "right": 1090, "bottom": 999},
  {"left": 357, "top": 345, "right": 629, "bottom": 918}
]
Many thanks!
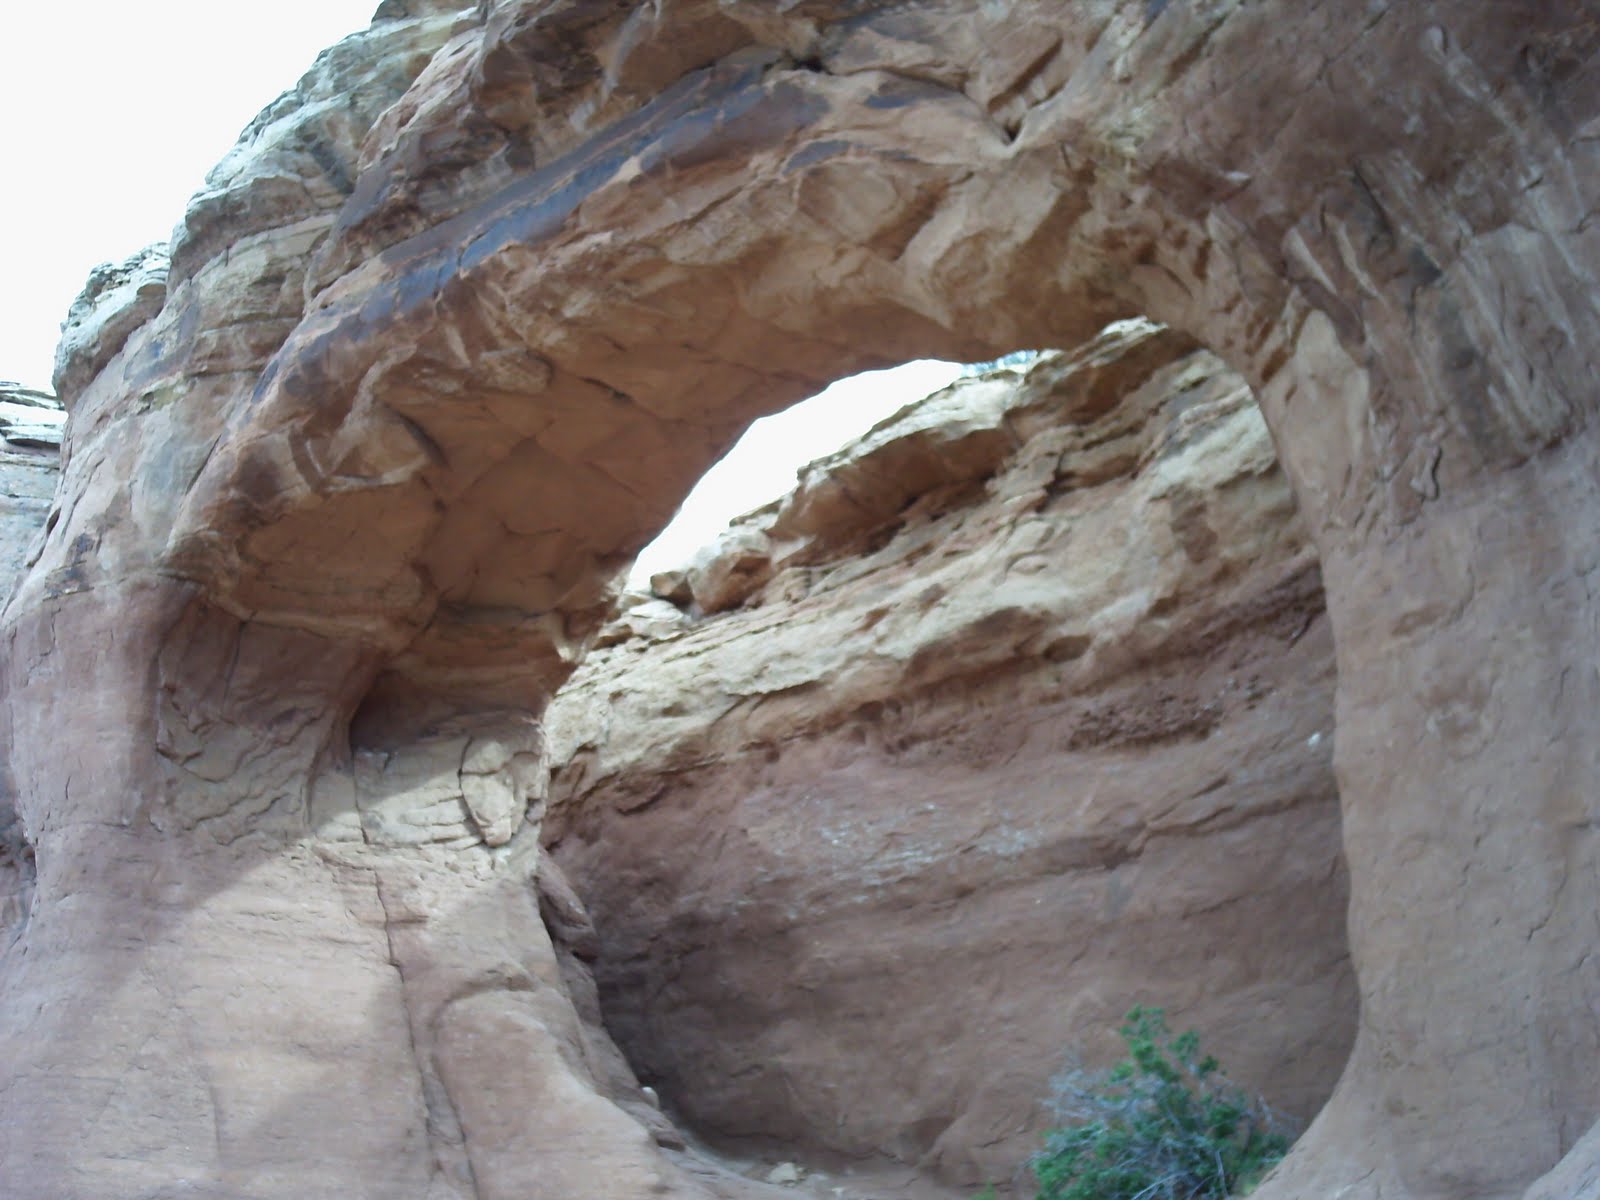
[
  {"left": 544, "top": 322, "right": 1353, "bottom": 1188},
  {"left": 0, "top": 383, "right": 60, "bottom": 959},
  {"left": 0, "top": 384, "right": 63, "bottom": 599},
  {"left": 4, "top": 3, "right": 1599, "bottom": 1199}
]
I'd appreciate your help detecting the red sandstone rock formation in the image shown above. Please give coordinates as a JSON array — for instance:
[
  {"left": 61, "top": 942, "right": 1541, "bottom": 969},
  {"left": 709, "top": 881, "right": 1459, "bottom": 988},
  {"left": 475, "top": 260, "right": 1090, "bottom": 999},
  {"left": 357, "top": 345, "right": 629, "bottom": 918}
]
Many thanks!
[
  {"left": 2, "top": 3, "right": 1597, "bottom": 1198},
  {"left": 543, "top": 321, "right": 1354, "bottom": 1187}
]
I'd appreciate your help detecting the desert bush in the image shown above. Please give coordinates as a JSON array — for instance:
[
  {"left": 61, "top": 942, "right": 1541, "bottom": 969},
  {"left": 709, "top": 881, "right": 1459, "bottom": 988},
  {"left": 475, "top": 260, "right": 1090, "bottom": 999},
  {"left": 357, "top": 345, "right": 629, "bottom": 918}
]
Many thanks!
[{"left": 1023, "top": 1006, "right": 1293, "bottom": 1200}]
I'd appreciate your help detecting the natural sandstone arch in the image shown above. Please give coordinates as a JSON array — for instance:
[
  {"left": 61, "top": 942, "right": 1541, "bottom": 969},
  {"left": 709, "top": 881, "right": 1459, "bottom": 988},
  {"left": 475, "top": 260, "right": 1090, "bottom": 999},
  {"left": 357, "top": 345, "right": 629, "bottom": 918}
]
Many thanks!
[
  {"left": 539, "top": 321, "right": 1355, "bottom": 1186},
  {"left": 1, "top": 3, "right": 1596, "bottom": 1199}
]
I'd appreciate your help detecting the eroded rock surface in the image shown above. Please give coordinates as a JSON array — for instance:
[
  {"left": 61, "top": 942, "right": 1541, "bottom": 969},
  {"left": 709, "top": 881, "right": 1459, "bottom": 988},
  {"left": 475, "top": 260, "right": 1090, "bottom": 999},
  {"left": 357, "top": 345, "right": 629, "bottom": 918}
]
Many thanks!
[
  {"left": 0, "top": 384, "right": 63, "bottom": 601},
  {"left": 52, "top": 247, "right": 170, "bottom": 411},
  {"left": 545, "top": 323, "right": 1353, "bottom": 1187},
  {"left": 3, "top": 3, "right": 1598, "bottom": 1198},
  {"left": 0, "top": 383, "right": 60, "bottom": 958}
]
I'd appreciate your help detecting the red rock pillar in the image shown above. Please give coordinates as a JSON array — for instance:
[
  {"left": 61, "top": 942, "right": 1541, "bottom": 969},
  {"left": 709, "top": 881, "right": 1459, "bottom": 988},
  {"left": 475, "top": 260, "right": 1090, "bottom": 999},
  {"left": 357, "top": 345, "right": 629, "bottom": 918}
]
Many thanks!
[
  {"left": 1242, "top": 287, "right": 1600, "bottom": 1197},
  {"left": 0, "top": 586, "right": 700, "bottom": 1198}
]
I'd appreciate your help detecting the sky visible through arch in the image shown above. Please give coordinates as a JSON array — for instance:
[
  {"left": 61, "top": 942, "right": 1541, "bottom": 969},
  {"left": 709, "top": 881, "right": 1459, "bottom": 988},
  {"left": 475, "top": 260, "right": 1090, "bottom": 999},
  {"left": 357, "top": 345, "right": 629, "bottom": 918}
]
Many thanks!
[
  {"left": 1, "top": 2, "right": 969, "bottom": 577},
  {"left": 629, "top": 359, "right": 964, "bottom": 582}
]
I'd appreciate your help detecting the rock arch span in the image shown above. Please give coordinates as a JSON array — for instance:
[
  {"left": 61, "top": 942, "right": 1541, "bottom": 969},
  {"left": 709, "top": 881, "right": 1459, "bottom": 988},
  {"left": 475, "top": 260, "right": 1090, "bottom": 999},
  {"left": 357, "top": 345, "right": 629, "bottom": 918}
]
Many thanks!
[{"left": 1, "top": 3, "right": 1596, "bottom": 1198}]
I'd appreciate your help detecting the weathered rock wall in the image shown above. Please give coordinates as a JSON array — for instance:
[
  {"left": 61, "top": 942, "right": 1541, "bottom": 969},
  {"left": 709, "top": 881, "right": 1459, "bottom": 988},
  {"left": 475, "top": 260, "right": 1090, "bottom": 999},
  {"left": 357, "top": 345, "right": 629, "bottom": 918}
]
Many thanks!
[
  {"left": 0, "top": 384, "right": 62, "bottom": 599},
  {"left": 544, "top": 323, "right": 1354, "bottom": 1185},
  {"left": 0, "top": 384, "right": 61, "bottom": 961},
  {"left": 2, "top": 3, "right": 1598, "bottom": 1198}
]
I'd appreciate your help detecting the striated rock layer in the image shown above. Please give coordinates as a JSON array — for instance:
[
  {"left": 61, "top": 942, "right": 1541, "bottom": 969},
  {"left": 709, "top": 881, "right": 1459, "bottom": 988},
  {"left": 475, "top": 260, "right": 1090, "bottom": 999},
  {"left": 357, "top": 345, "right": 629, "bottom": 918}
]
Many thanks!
[
  {"left": 2, "top": 3, "right": 1599, "bottom": 1198},
  {"left": 544, "top": 322, "right": 1354, "bottom": 1186}
]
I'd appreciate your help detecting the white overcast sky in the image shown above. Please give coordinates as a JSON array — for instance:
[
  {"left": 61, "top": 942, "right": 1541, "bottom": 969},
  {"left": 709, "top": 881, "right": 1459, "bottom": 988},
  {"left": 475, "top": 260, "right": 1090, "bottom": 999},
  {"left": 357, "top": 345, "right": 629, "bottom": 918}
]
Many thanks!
[
  {"left": 0, "top": 0, "right": 384, "bottom": 390},
  {"left": 0, "top": 1, "right": 963, "bottom": 577}
]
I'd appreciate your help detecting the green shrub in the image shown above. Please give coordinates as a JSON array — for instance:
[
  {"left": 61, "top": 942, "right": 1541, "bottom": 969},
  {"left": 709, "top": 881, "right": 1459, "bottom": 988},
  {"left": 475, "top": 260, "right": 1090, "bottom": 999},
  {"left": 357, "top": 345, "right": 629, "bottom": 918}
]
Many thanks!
[{"left": 1028, "top": 1006, "right": 1293, "bottom": 1200}]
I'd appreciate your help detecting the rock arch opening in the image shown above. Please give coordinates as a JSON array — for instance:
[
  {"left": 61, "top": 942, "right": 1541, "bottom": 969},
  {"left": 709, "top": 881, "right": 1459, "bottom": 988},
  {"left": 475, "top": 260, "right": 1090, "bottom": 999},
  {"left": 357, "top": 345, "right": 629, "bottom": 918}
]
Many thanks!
[
  {"left": 540, "top": 317, "right": 1355, "bottom": 1192},
  {"left": 628, "top": 357, "right": 967, "bottom": 588},
  {"left": 3, "top": 4, "right": 1599, "bottom": 1200}
]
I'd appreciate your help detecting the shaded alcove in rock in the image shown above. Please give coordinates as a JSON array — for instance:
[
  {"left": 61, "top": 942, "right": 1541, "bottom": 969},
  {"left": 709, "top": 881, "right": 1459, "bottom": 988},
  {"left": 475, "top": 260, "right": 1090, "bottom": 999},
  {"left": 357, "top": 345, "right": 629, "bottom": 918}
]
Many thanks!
[
  {"left": 5, "top": 6, "right": 1599, "bottom": 1200},
  {"left": 540, "top": 318, "right": 1356, "bottom": 1193}
]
